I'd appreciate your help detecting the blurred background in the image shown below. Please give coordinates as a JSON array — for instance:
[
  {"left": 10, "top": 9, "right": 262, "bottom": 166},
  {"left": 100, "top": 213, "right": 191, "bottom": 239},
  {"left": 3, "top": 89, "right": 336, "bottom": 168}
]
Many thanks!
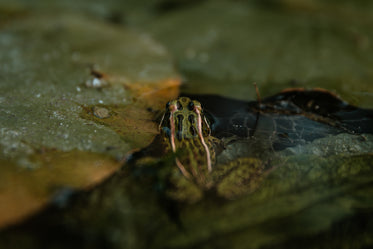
[{"left": 2, "top": 0, "right": 373, "bottom": 104}]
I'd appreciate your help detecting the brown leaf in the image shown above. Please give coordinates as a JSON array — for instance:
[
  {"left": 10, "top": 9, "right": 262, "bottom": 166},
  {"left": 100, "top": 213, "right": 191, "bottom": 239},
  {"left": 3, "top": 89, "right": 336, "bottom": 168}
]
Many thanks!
[{"left": 0, "top": 151, "right": 120, "bottom": 228}]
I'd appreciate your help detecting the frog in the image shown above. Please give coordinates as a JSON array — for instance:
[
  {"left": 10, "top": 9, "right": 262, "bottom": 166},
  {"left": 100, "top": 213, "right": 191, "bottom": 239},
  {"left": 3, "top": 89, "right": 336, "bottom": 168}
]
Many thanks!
[
  {"left": 158, "top": 97, "right": 217, "bottom": 186},
  {"left": 129, "top": 96, "right": 265, "bottom": 202}
]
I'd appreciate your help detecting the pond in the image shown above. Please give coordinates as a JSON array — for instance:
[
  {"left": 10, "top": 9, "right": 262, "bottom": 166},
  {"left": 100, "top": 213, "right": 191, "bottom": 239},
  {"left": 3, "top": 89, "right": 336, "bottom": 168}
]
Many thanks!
[{"left": 0, "top": 1, "right": 373, "bottom": 249}]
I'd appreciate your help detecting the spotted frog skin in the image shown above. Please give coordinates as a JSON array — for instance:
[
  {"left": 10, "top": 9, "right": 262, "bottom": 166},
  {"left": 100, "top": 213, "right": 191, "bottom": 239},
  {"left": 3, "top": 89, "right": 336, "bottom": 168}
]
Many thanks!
[
  {"left": 129, "top": 96, "right": 264, "bottom": 201},
  {"left": 159, "top": 97, "right": 219, "bottom": 187}
]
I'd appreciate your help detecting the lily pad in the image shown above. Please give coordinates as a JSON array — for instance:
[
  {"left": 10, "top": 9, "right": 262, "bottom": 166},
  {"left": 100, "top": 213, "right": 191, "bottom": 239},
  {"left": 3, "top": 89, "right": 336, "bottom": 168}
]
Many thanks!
[
  {"left": 0, "top": 13, "right": 180, "bottom": 228},
  {"left": 141, "top": 0, "right": 373, "bottom": 106}
]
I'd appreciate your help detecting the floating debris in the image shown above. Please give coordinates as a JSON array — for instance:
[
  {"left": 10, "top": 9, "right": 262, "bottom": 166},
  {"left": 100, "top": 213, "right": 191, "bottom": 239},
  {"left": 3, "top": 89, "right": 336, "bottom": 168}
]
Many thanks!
[
  {"left": 85, "top": 68, "right": 109, "bottom": 89},
  {"left": 92, "top": 106, "right": 111, "bottom": 119}
]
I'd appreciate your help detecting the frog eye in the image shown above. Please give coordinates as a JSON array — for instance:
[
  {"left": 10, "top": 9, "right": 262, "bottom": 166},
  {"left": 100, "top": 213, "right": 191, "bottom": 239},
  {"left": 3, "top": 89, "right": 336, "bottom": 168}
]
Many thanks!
[
  {"left": 161, "top": 127, "right": 171, "bottom": 137},
  {"left": 188, "top": 101, "right": 194, "bottom": 111}
]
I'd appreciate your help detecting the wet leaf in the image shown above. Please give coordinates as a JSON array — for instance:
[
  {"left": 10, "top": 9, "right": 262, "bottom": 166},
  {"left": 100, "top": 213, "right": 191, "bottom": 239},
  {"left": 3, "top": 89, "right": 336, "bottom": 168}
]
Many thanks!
[
  {"left": 0, "top": 12, "right": 180, "bottom": 228},
  {"left": 141, "top": 0, "right": 373, "bottom": 106}
]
